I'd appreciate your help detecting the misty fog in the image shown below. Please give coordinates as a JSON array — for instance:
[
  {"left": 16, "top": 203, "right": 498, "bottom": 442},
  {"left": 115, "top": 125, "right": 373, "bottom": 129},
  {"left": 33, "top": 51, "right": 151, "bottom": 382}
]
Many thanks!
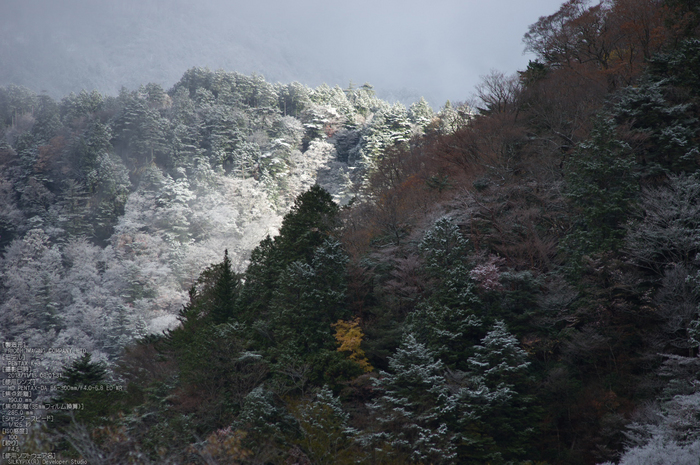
[{"left": 1, "top": 0, "right": 564, "bottom": 106}]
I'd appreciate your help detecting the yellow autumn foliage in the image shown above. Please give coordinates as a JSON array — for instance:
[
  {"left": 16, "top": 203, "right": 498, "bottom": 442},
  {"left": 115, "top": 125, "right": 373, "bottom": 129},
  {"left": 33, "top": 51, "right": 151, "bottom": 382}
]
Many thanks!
[{"left": 332, "top": 318, "right": 373, "bottom": 372}]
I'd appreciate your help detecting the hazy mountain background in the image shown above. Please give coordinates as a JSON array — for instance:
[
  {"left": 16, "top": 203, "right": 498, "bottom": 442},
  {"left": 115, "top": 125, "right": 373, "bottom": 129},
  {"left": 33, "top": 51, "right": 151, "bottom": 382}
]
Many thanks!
[
  {"left": 0, "top": 0, "right": 564, "bottom": 106},
  {"left": 6, "top": 0, "right": 700, "bottom": 462}
]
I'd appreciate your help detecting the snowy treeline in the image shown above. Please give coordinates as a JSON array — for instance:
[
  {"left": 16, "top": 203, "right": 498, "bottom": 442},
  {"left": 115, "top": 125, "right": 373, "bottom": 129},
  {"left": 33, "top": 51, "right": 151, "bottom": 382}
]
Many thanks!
[{"left": 0, "top": 70, "right": 443, "bottom": 374}]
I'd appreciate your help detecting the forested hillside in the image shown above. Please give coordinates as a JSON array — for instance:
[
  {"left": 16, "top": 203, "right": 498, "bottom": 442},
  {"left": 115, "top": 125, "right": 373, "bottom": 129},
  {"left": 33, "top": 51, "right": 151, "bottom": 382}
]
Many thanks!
[
  {"left": 2, "top": 0, "right": 700, "bottom": 463},
  {"left": 0, "top": 70, "right": 439, "bottom": 391}
]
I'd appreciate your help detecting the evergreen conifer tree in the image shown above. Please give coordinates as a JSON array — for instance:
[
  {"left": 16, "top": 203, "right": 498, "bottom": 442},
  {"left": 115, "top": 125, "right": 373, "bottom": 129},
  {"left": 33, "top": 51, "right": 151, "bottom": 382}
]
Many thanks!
[
  {"left": 563, "top": 116, "right": 638, "bottom": 262},
  {"left": 455, "top": 321, "right": 535, "bottom": 463},
  {"left": 237, "top": 185, "right": 340, "bottom": 328},
  {"left": 209, "top": 249, "right": 240, "bottom": 325},
  {"left": 407, "top": 216, "right": 482, "bottom": 368},
  {"left": 58, "top": 353, "right": 107, "bottom": 387},
  {"left": 368, "top": 333, "right": 457, "bottom": 463}
]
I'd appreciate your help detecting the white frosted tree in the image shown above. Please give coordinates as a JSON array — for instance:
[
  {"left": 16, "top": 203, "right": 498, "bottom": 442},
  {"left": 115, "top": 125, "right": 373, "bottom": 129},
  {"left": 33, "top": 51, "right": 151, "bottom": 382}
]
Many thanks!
[
  {"left": 437, "top": 100, "right": 472, "bottom": 134},
  {"left": 277, "top": 81, "right": 312, "bottom": 118},
  {"left": 419, "top": 215, "right": 470, "bottom": 278},
  {"left": 0, "top": 173, "right": 27, "bottom": 250},
  {"left": 602, "top": 440, "right": 700, "bottom": 465},
  {"left": 406, "top": 216, "right": 482, "bottom": 367},
  {"left": 408, "top": 97, "right": 435, "bottom": 134},
  {"left": 626, "top": 173, "right": 700, "bottom": 273},
  {"left": 466, "top": 320, "right": 531, "bottom": 394},
  {"left": 0, "top": 229, "right": 63, "bottom": 339},
  {"left": 450, "top": 320, "right": 534, "bottom": 463},
  {"left": 58, "top": 238, "right": 146, "bottom": 356},
  {"left": 625, "top": 174, "right": 700, "bottom": 355},
  {"left": 602, "top": 392, "right": 700, "bottom": 465},
  {"left": 358, "top": 102, "right": 412, "bottom": 178},
  {"left": 367, "top": 333, "right": 457, "bottom": 464}
]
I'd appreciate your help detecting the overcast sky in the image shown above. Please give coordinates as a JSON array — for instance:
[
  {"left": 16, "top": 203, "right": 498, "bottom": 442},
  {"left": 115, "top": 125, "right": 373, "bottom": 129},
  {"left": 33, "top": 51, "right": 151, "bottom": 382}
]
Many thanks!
[{"left": 0, "top": 0, "right": 564, "bottom": 107}]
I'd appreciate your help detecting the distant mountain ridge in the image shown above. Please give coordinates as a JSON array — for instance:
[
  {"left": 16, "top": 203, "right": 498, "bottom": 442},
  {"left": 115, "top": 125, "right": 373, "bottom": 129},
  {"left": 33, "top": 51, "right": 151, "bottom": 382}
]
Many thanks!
[{"left": 0, "top": 0, "right": 427, "bottom": 106}]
